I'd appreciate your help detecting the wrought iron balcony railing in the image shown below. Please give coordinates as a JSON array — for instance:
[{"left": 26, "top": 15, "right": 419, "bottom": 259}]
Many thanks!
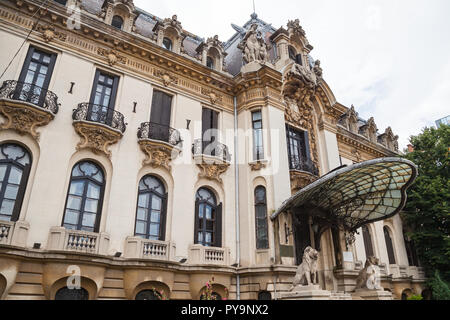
[
  {"left": 72, "top": 103, "right": 127, "bottom": 133},
  {"left": 0, "top": 80, "right": 60, "bottom": 114},
  {"left": 137, "top": 122, "right": 182, "bottom": 147},
  {"left": 289, "top": 155, "right": 319, "bottom": 176},
  {"left": 192, "top": 139, "right": 231, "bottom": 162}
]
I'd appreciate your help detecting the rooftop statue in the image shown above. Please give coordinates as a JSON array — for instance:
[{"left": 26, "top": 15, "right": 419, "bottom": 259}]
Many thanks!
[{"left": 238, "top": 24, "right": 270, "bottom": 64}]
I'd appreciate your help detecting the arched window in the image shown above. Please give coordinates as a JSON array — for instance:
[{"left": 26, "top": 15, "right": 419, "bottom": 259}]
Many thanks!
[
  {"left": 206, "top": 56, "right": 214, "bottom": 69},
  {"left": 258, "top": 291, "right": 272, "bottom": 300},
  {"left": 135, "top": 290, "right": 162, "bottom": 300},
  {"left": 111, "top": 15, "right": 124, "bottom": 30},
  {"left": 288, "top": 46, "right": 297, "bottom": 61},
  {"left": 55, "top": 287, "right": 89, "bottom": 300},
  {"left": 0, "top": 143, "right": 31, "bottom": 222},
  {"left": 404, "top": 234, "right": 419, "bottom": 267},
  {"left": 255, "top": 186, "right": 269, "bottom": 249},
  {"left": 195, "top": 188, "right": 222, "bottom": 247},
  {"left": 384, "top": 226, "right": 396, "bottom": 264},
  {"left": 62, "top": 161, "right": 105, "bottom": 233},
  {"left": 163, "top": 37, "right": 173, "bottom": 51},
  {"left": 135, "top": 175, "right": 167, "bottom": 241},
  {"left": 362, "top": 225, "right": 375, "bottom": 258}
]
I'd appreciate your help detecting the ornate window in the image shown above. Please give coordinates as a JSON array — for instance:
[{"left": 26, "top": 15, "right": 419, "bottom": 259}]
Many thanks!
[
  {"left": 55, "top": 287, "right": 89, "bottom": 300},
  {"left": 255, "top": 186, "right": 269, "bottom": 249},
  {"left": 163, "top": 37, "right": 173, "bottom": 51},
  {"left": 0, "top": 144, "right": 31, "bottom": 222},
  {"left": 286, "top": 125, "right": 315, "bottom": 174},
  {"left": 111, "top": 15, "right": 124, "bottom": 30},
  {"left": 62, "top": 161, "right": 105, "bottom": 232},
  {"left": 87, "top": 70, "right": 120, "bottom": 127},
  {"left": 135, "top": 176, "right": 168, "bottom": 241},
  {"left": 362, "top": 225, "right": 375, "bottom": 258},
  {"left": 17, "top": 46, "right": 57, "bottom": 107},
  {"left": 194, "top": 188, "right": 222, "bottom": 247}
]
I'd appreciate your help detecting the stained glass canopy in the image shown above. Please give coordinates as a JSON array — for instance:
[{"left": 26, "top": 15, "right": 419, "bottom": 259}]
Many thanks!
[{"left": 271, "top": 158, "right": 418, "bottom": 232}]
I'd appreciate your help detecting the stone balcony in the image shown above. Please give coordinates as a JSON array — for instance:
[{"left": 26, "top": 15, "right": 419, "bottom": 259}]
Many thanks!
[
  {"left": 72, "top": 103, "right": 127, "bottom": 158},
  {"left": 188, "top": 244, "right": 231, "bottom": 266},
  {"left": 0, "top": 220, "right": 29, "bottom": 247},
  {"left": 0, "top": 80, "right": 60, "bottom": 141},
  {"left": 192, "top": 139, "right": 231, "bottom": 184},
  {"left": 124, "top": 237, "right": 176, "bottom": 261},
  {"left": 47, "top": 227, "right": 110, "bottom": 255},
  {"left": 137, "top": 122, "right": 183, "bottom": 171}
]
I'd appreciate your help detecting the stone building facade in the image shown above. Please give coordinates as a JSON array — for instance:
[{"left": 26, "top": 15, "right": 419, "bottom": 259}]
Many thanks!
[{"left": 0, "top": 0, "right": 425, "bottom": 300}]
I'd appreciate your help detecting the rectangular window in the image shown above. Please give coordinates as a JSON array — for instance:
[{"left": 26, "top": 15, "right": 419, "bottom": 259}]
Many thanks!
[
  {"left": 252, "top": 111, "right": 264, "bottom": 161},
  {"left": 202, "top": 108, "right": 219, "bottom": 156},
  {"left": 286, "top": 125, "right": 310, "bottom": 170},
  {"left": 88, "top": 70, "right": 119, "bottom": 126},
  {"left": 16, "top": 46, "right": 57, "bottom": 106},
  {"left": 149, "top": 90, "right": 173, "bottom": 142}
]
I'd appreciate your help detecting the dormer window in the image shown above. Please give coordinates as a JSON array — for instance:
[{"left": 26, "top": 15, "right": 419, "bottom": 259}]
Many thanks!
[
  {"left": 54, "top": 0, "right": 67, "bottom": 5},
  {"left": 206, "top": 56, "right": 214, "bottom": 69},
  {"left": 163, "top": 37, "right": 173, "bottom": 51},
  {"left": 111, "top": 15, "right": 124, "bottom": 30},
  {"left": 288, "top": 46, "right": 296, "bottom": 61}
]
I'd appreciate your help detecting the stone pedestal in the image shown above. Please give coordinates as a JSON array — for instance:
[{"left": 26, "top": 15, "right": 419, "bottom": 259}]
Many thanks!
[
  {"left": 352, "top": 289, "right": 393, "bottom": 300},
  {"left": 278, "top": 285, "right": 332, "bottom": 300}
]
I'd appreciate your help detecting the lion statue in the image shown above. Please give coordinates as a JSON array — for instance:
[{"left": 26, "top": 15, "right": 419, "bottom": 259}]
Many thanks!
[
  {"left": 355, "top": 256, "right": 382, "bottom": 290},
  {"left": 290, "top": 246, "right": 319, "bottom": 291}
]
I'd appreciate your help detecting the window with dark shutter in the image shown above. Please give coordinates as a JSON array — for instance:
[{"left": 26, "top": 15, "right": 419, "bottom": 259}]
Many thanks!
[
  {"left": 88, "top": 70, "right": 119, "bottom": 127},
  {"left": 111, "top": 15, "right": 124, "bottom": 30},
  {"left": 202, "top": 108, "right": 219, "bottom": 156},
  {"left": 149, "top": 90, "right": 173, "bottom": 142}
]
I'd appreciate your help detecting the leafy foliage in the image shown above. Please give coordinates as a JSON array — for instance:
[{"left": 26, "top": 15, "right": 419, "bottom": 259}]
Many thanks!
[
  {"left": 407, "top": 294, "right": 423, "bottom": 301},
  {"left": 403, "top": 125, "right": 450, "bottom": 284},
  {"left": 427, "top": 271, "right": 450, "bottom": 300}
]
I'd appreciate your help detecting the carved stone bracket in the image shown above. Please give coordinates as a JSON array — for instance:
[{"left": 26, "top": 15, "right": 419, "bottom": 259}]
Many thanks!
[
  {"left": 290, "top": 170, "right": 318, "bottom": 194},
  {"left": 97, "top": 48, "right": 126, "bottom": 66},
  {"left": 36, "top": 24, "right": 67, "bottom": 43},
  {"left": 249, "top": 160, "right": 268, "bottom": 171},
  {"left": 73, "top": 122, "right": 123, "bottom": 158},
  {"left": 0, "top": 101, "right": 54, "bottom": 141},
  {"left": 197, "top": 161, "right": 230, "bottom": 184},
  {"left": 138, "top": 140, "right": 179, "bottom": 172},
  {"left": 201, "top": 88, "right": 222, "bottom": 105},
  {"left": 154, "top": 69, "right": 178, "bottom": 87}
]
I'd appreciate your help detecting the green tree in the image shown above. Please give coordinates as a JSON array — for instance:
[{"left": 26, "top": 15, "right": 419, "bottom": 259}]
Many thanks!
[{"left": 403, "top": 125, "right": 450, "bottom": 284}]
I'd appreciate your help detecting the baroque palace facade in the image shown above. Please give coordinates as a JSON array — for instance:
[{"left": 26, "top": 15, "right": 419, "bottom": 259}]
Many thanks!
[{"left": 0, "top": 0, "right": 426, "bottom": 300}]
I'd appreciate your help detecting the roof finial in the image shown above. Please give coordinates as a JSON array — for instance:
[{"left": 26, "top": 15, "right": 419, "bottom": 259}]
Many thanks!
[{"left": 251, "top": 0, "right": 258, "bottom": 19}]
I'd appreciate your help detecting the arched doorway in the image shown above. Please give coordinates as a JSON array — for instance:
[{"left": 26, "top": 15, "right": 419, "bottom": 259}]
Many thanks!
[{"left": 55, "top": 287, "right": 89, "bottom": 300}]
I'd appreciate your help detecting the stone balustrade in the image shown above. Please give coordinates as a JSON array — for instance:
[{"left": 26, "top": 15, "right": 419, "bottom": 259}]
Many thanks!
[
  {"left": 0, "top": 220, "right": 29, "bottom": 247},
  {"left": 47, "top": 227, "right": 110, "bottom": 255},
  {"left": 124, "top": 237, "right": 176, "bottom": 261},
  {"left": 0, "top": 221, "right": 14, "bottom": 245},
  {"left": 188, "top": 244, "right": 231, "bottom": 266}
]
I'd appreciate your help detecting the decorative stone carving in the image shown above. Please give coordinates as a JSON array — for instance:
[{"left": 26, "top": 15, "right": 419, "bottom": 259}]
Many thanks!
[
  {"left": 250, "top": 161, "right": 267, "bottom": 171},
  {"left": 290, "top": 246, "right": 320, "bottom": 290},
  {"left": 138, "top": 141, "right": 174, "bottom": 172},
  {"left": 359, "top": 117, "right": 378, "bottom": 143},
  {"left": 97, "top": 48, "right": 126, "bottom": 66},
  {"left": 290, "top": 171, "right": 318, "bottom": 193},
  {"left": 0, "top": 103, "right": 53, "bottom": 141},
  {"left": 197, "top": 162, "right": 230, "bottom": 184},
  {"left": 378, "top": 127, "right": 399, "bottom": 152},
  {"left": 73, "top": 122, "right": 123, "bottom": 158},
  {"left": 36, "top": 24, "right": 67, "bottom": 43},
  {"left": 237, "top": 24, "right": 271, "bottom": 64},
  {"left": 338, "top": 105, "right": 359, "bottom": 133},
  {"left": 201, "top": 88, "right": 222, "bottom": 105},
  {"left": 355, "top": 256, "right": 382, "bottom": 290},
  {"left": 351, "top": 148, "right": 362, "bottom": 163},
  {"left": 154, "top": 70, "right": 178, "bottom": 87},
  {"left": 287, "top": 19, "right": 306, "bottom": 37}
]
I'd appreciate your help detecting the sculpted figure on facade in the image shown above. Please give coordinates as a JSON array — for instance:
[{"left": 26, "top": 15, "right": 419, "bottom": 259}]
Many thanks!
[
  {"left": 290, "top": 246, "right": 320, "bottom": 290},
  {"left": 355, "top": 256, "right": 383, "bottom": 290},
  {"left": 287, "top": 19, "right": 306, "bottom": 37},
  {"left": 238, "top": 24, "right": 270, "bottom": 64}
]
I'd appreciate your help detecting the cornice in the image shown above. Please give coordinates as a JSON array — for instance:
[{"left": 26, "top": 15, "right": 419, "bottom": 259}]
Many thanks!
[{"left": 336, "top": 126, "right": 398, "bottom": 158}]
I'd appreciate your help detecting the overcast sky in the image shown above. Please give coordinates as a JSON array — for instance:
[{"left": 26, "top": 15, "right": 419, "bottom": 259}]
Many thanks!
[{"left": 135, "top": 0, "right": 450, "bottom": 149}]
